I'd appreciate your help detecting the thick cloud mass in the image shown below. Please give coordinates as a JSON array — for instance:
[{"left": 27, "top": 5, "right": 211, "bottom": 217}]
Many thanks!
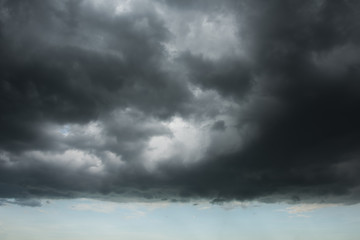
[{"left": 1, "top": 0, "right": 360, "bottom": 204}]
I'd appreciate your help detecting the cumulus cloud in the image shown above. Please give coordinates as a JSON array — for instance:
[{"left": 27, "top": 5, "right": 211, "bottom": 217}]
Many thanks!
[{"left": 1, "top": 0, "right": 360, "bottom": 204}]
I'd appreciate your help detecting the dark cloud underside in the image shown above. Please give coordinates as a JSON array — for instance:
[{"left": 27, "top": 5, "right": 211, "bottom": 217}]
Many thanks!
[{"left": 1, "top": 0, "right": 360, "bottom": 204}]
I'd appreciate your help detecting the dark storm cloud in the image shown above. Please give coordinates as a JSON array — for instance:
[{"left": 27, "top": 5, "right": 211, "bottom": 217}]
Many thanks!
[
  {"left": 181, "top": 53, "right": 252, "bottom": 98},
  {"left": 212, "top": 120, "right": 226, "bottom": 131},
  {"left": 179, "top": 0, "right": 360, "bottom": 202},
  {"left": 1, "top": 0, "right": 360, "bottom": 205},
  {"left": 0, "top": 0, "right": 190, "bottom": 151}
]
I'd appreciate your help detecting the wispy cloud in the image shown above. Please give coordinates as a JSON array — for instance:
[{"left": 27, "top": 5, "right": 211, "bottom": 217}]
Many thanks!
[
  {"left": 71, "top": 201, "right": 119, "bottom": 213},
  {"left": 280, "top": 203, "right": 341, "bottom": 218},
  {"left": 70, "top": 199, "right": 169, "bottom": 217}
]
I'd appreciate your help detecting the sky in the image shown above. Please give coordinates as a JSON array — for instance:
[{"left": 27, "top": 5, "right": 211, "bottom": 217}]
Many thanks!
[
  {"left": 1, "top": 0, "right": 360, "bottom": 239},
  {"left": 1, "top": 199, "right": 360, "bottom": 240}
]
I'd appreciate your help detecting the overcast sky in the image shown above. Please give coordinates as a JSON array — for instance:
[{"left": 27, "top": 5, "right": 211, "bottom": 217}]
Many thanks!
[{"left": 1, "top": 0, "right": 360, "bottom": 208}]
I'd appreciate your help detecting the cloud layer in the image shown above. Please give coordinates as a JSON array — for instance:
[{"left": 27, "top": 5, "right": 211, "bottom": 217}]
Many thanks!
[{"left": 1, "top": 0, "right": 360, "bottom": 204}]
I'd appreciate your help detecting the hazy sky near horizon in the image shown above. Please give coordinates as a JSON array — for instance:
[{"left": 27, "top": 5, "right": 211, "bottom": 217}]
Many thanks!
[
  {"left": 1, "top": 199, "right": 360, "bottom": 240},
  {"left": 1, "top": 0, "right": 360, "bottom": 238}
]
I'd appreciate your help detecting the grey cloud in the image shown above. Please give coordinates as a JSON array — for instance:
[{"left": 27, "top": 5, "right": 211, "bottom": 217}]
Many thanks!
[
  {"left": 0, "top": 198, "right": 42, "bottom": 207},
  {"left": 0, "top": 0, "right": 190, "bottom": 151},
  {"left": 212, "top": 120, "right": 226, "bottom": 131},
  {"left": 180, "top": 53, "right": 252, "bottom": 98},
  {"left": 11, "top": 198, "right": 43, "bottom": 207},
  {"left": 1, "top": 0, "right": 360, "bottom": 205}
]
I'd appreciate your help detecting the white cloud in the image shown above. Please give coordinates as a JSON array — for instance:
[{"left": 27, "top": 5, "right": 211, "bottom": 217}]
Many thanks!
[
  {"left": 27, "top": 150, "right": 105, "bottom": 175},
  {"left": 281, "top": 203, "right": 341, "bottom": 217},
  {"left": 143, "top": 116, "right": 210, "bottom": 170}
]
